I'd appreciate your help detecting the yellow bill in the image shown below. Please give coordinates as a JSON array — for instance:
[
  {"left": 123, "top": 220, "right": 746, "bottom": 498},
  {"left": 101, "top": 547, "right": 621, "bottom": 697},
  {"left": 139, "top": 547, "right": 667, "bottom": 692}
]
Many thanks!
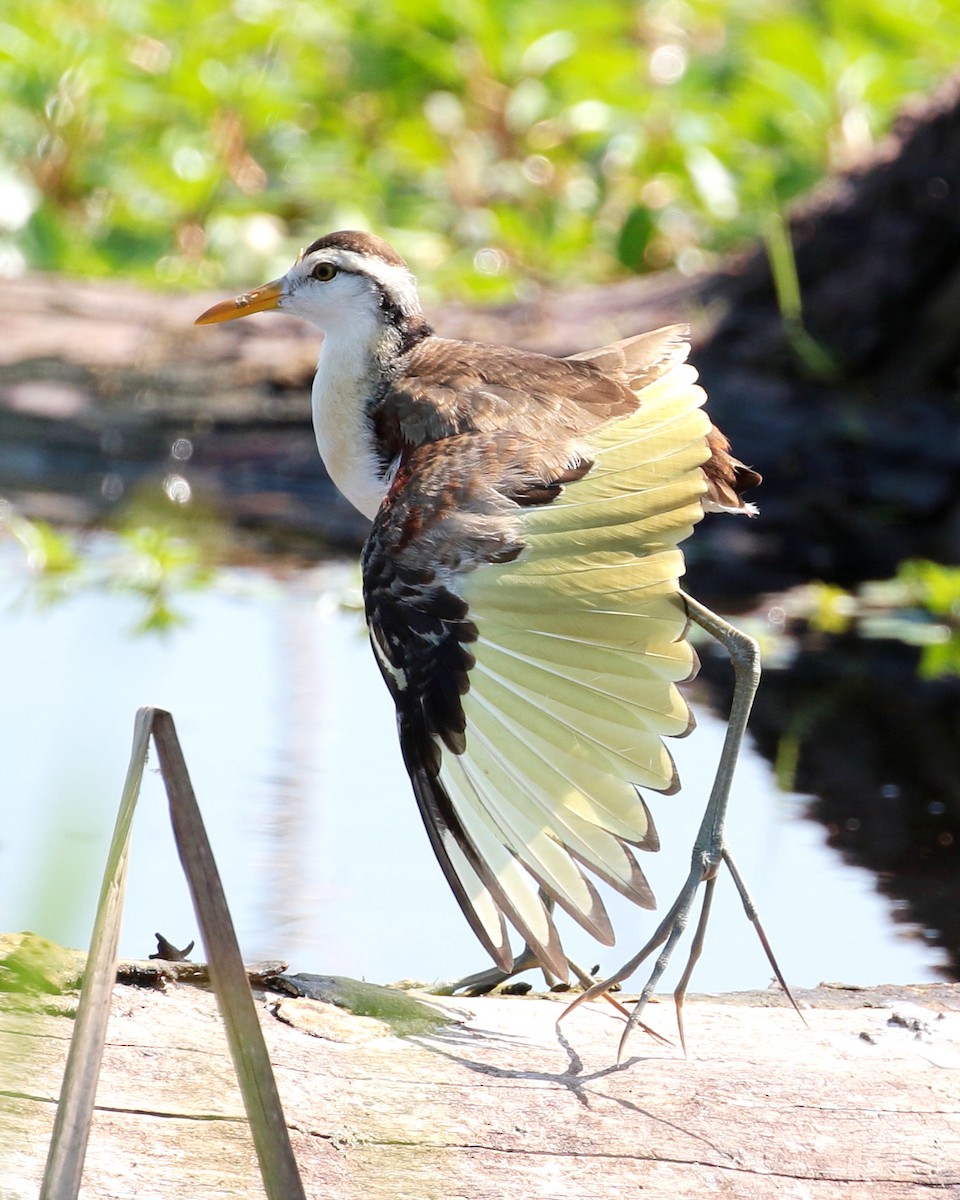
[{"left": 194, "top": 278, "right": 284, "bottom": 325}]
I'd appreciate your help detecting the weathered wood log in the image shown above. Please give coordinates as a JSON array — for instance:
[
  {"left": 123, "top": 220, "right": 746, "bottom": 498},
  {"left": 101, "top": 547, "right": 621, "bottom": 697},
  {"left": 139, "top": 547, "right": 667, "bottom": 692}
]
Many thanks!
[
  {"left": 3, "top": 76, "right": 960, "bottom": 594},
  {"left": 2, "top": 953, "right": 959, "bottom": 1200}
]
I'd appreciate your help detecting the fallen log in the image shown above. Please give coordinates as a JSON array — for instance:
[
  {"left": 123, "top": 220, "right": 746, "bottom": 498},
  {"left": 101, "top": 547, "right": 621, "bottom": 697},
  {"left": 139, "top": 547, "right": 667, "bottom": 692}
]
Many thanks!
[{"left": 2, "top": 945, "right": 958, "bottom": 1199}]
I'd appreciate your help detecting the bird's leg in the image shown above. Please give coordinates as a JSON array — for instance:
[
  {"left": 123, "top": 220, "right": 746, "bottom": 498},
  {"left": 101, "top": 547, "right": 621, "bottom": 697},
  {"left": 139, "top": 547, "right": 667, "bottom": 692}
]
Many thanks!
[
  {"left": 565, "top": 594, "right": 797, "bottom": 1054},
  {"left": 665, "top": 845, "right": 803, "bottom": 1054},
  {"left": 441, "top": 892, "right": 671, "bottom": 1042},
  {"left": 442, "top": 943, "right": 549, "bottom": 996},
  {"left": 443, "top": 891, "right": 575, "bottom": 994}
]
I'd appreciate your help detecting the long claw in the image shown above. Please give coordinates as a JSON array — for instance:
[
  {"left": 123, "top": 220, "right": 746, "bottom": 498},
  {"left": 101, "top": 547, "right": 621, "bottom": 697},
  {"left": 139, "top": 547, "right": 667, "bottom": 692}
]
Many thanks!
[
  {"left": 722, "top": 848, "right": 807, "bottom": 1027},
  {"left": 446, "top": 942, "right": 672, "bottom": 1043},
  {"left": 442, "top": 878, "right": 669, "bottom": 1042},
  {"left": 561, "top": 958, "right": 673, "bottom": 1046},
  {"left": 673, "top": 875, "right": 717, "bottom": 1056},
  {"left": 559, "top": 885, "right": 683, "bottom": 1025}
]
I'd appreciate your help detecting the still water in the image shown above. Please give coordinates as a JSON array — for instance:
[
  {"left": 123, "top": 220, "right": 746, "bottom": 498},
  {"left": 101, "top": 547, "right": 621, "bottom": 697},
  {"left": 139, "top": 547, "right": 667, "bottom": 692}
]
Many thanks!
[{"left": 0, "top": 549, "right": 943, "bottom": 993}]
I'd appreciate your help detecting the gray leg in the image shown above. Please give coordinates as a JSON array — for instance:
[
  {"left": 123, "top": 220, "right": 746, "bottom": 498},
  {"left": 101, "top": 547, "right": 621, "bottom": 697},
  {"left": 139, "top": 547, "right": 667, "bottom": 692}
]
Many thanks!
[
  {"left": 442, "top": 941, "right": 553, "bottom": 996},
  {"left": 566, "top": 593, "right": 800, "bottom": 1055},
  {"left": 441, "top": 891, "right": 580, "bottom": 994},
  {"left": 439, "top": 894, "right": 672, "bottom": 1041}
]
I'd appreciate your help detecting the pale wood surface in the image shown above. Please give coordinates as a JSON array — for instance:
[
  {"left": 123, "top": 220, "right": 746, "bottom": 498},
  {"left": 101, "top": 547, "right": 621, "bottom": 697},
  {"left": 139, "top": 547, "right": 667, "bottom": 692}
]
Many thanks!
[{"left": 2, "top": 976, "right": 959, "bottom": 1199}]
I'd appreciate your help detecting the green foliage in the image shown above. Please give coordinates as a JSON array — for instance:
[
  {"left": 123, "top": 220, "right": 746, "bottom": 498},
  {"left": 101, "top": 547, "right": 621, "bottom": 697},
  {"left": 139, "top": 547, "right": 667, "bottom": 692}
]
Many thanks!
[
  {"left": 1, "top": 0, "right": 958, "bottom": 298},
  {"left": 804, "top": 580, "right": 856, "bottom": 635},
  {"left": 893, "top": 560, "right": 960, "bottom": 679},
  {"left": 897, "top": 559, "right": 960, "bottom": 621},
  {"left": 3, "top": 505, "right": 217, "bottom": 633},
  {"left": 778, "top": 565, "right": 960, "bottom": 680},
  {"left": 762, "top": 209, "right": 840, "bottom": 379},
  {"left": 6, "top": 510, "right": 81, "bottom": 604},
  {"left": 112, "top": 524, "right": 216, "bottom": 633}
]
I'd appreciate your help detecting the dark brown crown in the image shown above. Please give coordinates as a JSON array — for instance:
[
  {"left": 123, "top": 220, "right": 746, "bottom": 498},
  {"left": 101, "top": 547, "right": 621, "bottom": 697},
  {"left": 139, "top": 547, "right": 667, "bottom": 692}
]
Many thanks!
[{"left": 301, "top": 230, "right": 408, "bottom": 268}]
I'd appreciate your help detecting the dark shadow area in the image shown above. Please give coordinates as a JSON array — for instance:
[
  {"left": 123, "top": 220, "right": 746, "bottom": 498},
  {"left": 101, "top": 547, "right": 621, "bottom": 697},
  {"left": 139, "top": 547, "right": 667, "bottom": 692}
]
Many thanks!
[{"left": 696, "top": 635, "right": 960, "bottom": 979}]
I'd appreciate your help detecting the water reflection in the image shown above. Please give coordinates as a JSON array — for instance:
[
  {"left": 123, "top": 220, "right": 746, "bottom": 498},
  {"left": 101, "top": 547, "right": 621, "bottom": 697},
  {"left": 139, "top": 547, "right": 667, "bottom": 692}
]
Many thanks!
[
  {"left": 0, "top": 547, "right": 946, "bottom": 992},
  {"left": 699, "top": 633, "right": 960, "bottom": 977}
]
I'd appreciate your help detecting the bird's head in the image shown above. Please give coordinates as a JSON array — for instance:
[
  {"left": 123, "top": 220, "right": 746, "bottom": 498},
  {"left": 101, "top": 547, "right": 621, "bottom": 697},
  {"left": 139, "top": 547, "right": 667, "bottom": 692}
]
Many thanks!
[{"left": 195, "top": 230, "right": 423, "bottom": 335}]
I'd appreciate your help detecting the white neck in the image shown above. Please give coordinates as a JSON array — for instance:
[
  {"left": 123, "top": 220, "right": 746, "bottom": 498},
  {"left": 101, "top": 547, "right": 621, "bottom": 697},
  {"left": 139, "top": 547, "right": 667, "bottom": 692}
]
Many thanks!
[{"left": 310, "top": 308, "right": 395, "bottom": 520}]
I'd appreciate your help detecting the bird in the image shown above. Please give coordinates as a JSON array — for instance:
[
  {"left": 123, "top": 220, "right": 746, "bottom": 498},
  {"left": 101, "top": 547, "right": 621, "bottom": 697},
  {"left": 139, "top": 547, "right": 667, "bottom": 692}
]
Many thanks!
[{"left": 195, "top": 230, "right": 781, "bottom": 1041}]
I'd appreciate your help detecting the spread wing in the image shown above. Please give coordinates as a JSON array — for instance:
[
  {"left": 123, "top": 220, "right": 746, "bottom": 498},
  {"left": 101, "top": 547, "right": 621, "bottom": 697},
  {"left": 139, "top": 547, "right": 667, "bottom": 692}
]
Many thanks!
[{"left": 361, "top": 341, "right": 713, "bottom": 976}]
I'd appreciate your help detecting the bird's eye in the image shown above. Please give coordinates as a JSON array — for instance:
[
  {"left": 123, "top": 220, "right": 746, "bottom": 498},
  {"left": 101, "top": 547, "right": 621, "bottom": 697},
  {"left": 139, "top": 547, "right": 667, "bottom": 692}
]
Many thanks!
[{"left": 311, "top": 262, "right": 338, "bottom": 282}]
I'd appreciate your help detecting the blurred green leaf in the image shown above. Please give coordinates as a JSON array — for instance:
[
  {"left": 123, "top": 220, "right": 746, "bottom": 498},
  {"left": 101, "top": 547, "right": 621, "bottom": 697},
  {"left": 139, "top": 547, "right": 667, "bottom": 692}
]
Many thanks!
[
  {"left": 0, "top": 0, "right": 956, "bottom": 296},
  {"left": 919, "top": 635, "right": 960, "bottom": 681},
  {"left": 806, "top": 581, "right": 856, "bottom": 635},
  {"left": 897, "top": 559, "right": 960, "bottom": 619},
  {"left": 2, "top": 504, "right": 219, "bottom": 633},
  {"left": 616, "top": 205, "right": 655, "bottom": 270}
]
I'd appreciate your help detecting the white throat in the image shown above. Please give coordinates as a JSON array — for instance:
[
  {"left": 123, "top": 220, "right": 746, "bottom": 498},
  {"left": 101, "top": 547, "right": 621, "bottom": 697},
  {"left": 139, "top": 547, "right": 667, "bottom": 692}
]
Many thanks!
[{"left": 310, "top": 309, "right": 394, "bottom": 520}]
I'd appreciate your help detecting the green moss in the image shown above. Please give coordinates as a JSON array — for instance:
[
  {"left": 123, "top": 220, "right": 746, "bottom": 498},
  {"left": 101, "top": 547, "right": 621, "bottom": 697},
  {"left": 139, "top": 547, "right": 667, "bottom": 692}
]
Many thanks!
[
  {"left": 0, "top": 932, "right": 85, "bottom": 998},
  {"left": 289, "top": 975, "right": 455, "bottom": 1037}
]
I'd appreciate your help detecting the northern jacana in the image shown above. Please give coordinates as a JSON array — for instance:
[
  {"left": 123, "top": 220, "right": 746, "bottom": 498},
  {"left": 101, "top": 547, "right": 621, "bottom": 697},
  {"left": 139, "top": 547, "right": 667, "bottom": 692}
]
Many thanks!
[{"left": 196, "top": 231, "right": 782, "bottom": 1044}]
